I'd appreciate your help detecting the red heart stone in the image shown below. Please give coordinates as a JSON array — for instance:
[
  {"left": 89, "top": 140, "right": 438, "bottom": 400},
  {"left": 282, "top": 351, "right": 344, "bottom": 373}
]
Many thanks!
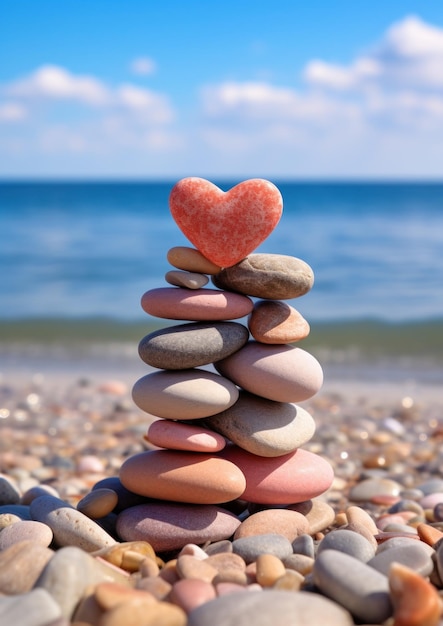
[{"left": 169, "top": 177, "right": 283, "bottom": 268}]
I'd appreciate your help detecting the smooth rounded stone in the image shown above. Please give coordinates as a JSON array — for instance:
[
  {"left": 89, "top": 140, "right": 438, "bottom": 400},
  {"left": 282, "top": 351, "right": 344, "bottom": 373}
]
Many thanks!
[
  {"left": 169, "top": 178, "right": 283, "bottom": 268},
  {"left": 167, "top": 246, "right": 222, "bottom": 275},
  {"left": 283, "top": 553, "right": 315, "bottom": 575},
  {"left": 377, "top": 535, "right": 434, "bottom": 555},
  {"left": 205, "top": 392, "right": 315, "bottom": 457},
  {"left": 138, "top": 322, "right": 249, "bottom": 370},
  {"left": 0, "top": 589, "right": 62, "bottom": 626},
  {"left": 292, "top": 533, "right": 315, "bottom": 557},
  {"left": 187, "top": 589, "right": 353, "bottom": 626},
  {"left": 176, "top": 554, "right": 218, "bottom": 582},
  {"left": 212, "top": 254, "right": 314, "bottom": 300},
  {"left": 389, "top": 562, "right": 442, "bottom": 626},
  {"left": 345, "top": 505, "right": 379, "bottom": 535},
  {"left": 0, "top": 512, "right": 22, "bottom": 529},
  {"left": 141, "top": 288, "right": 253, "bottom": 321},
  {"left": 132, "top": 369, "right": 239, "bottom": 420},
  {"left": 120, "top": 450, "right": 246, "bottom": 504},
  {"left": 314, "top": 549, "right": 392, "bottom": 623},
  {"left": 248, "top": 300, "right": 310, "bottom": 344},
  {"left": 0, "top": 504, "right": 31, "bottom": 519},
  {"left": 166, "top": 269, "right": 209, "bottom": 290},
  {"left": 215, "top": 342, "right": 323, "bottom": 403},
  {"left": 316, "top": 529, "right": 376, "bottom": 562},
  {"left": 0, "top": 519, "right": 53, "bottom": 549},
  {"left": 367, "top": 542, "right": 434, "bottom": 577},
  {"left": 288, "top": 499, "right": 336, "bottom": 534},
  {"left": 92, "top": 477, "right": 150, "bottom": 512},
  {"left": 0, "top": 540, "right": 54, "bottom": 594},
  {"left": 21, "top": 484, "right": 60, "bottom": 505},
  {"left": 0, "top": 474, "right": 21, "bottom": 505},
  {"left": 146, "top": 420, "right": 226, "bottom": 453},
  {"left": 234, "top": 509, "right": 309, "bottom": 542},
  {"left": 101, "top": 598, "right": 187, "bottom": 626},
  {"left": 30, "top": 495, "right": 117, "bottom": 552},
  {"left": 420, "top": 491, "right": 443, "bottom": 509},
  {"left": 231, "top": 534, "right": 293, "bottom": 564},
  {"left": 220, "top": 445, "right": 334, "bottom": 504},
  {"left": 204, "top": 552, "right": 247, "bottom": 581},
  {"left": 169, "top": 578, "right": 217, "bottom": 614},
  {"left": 417, "top": 478, "right": 443, "bottom": 495},
  {"left": 434, "top": 501, "right": 443, "bottom": 522},
  {"left": 76, "top": 488, "right": 119, "bottom": 519},
  {"left": 255, "top": 553, "right": 286, "bottom": 586},
  {"left": 116, "top": 502, "right": 241, "bottom": 553},
  {"left": 349, "top": 477, "right": 402, "bottom": 502}
]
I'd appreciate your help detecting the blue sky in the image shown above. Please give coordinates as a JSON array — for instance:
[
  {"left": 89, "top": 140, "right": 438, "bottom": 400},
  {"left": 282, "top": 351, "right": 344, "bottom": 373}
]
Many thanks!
[{"left": 1, "top": 1, "right": 443, "bottom": 179}]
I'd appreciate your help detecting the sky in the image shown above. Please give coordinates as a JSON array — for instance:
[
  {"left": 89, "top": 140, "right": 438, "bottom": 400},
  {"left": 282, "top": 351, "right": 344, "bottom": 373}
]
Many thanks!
[{"left": 1, "top": 1, "right": 443, "bottom": 180}]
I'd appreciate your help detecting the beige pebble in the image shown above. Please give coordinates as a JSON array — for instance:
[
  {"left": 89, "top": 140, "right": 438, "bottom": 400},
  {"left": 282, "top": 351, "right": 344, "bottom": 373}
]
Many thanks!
[
  {"left": 100, "top": 597, "right": 187, "bottom": 626},
  {"left": 248, "top": 300, "right": 310, "bottom": 344},
  {"left": 136, "top": 575, "right": 172, "bottom": 600},
  {"left": 176, "top": 554, "right": 218, "bottom": 582},
  {"left": 0, "top": 512, "right": 22, "bottom": 529},
  {"left": 255, "top": 554, "right": 286, "bottom": 587},
  {"left": 167, "top": 246, "right": 221, "bottom": 274},
  {"left": 177, "top": 543, "right": 209, "bottom": 560},
  {"left": 0, "top": 519, "right": 53, "bottom": 549},
  {"left": 139, "top": 556, "right": 160, "bottom": 578},
  {"left": 93, "top": 541, "right": 156, "bottom": 572},
  {"left": 272, "top": 568, "right": 304, "bottom": 591},
  {"left": 77, "top": 488, "right": 118, "bottom": 519},
  {"left": 165, "top": 270, "right": 209, "bottom": 289},
  {"left": 288, "top": 499, "right": 336, "bottom": 534},
  {"left": 283, "top": 553, "right": 315, "bottom": 576},
  {"left": 94, "top": 581, "right": 157, "bottom": 611},
  {"left": 72, "top": 591, "right": 105, "bottom": 624},
  {"left": 97, "top": 380, "right": 128, "bottom": 395},
  {"left": 0, "top": 539, "right": 53, "bottom": 594},
  {"left": 158, "top": 559, "right": 180, "bottom": 585},
  {"left": 234, "top": 508, "right": 309, "bottom": 542},
  {"left": 346, "top": 505, "right": 379, "bottom": 535}
]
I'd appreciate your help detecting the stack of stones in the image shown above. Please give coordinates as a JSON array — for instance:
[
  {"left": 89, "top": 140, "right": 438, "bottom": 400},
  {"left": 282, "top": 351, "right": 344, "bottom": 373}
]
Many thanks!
[{"left": 116, "top": 177, "right": 334, "bottom": 553}]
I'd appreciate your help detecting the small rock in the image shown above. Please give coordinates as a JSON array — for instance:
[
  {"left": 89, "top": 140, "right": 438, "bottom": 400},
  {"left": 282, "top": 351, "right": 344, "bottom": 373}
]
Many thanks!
[
  {"left": 0, "top": 519, "right": 53, "bottom": 549},
  {"left": 0, "top": 588, "right": 62, "bottom": 626},
  {"left": 232, "top": 534, "right": 293, "bottom": 564},
  {"left": 165, "top": 269, "right": 209, "bottom": 289}
]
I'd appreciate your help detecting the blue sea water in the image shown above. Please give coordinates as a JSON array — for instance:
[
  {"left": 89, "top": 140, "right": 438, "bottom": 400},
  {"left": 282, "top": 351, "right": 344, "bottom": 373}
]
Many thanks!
[{"left": 0, "top": 180, "right": 443, "bottom": 375}]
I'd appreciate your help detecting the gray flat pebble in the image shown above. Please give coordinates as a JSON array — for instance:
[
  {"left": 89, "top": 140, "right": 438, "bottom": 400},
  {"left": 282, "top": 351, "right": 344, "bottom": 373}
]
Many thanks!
[
  {"left": 313, "top": 549, "right": 392, "bottom": 623},
  {"left": 367, "top": 542, "right": 434, "bottom": 577},
  {"left": 316, "top": 528, "right": 376, "bottom": 562},
  {"left": 188, "top": 590, "right": 353, "bottom": 626},
  {"left": 0, "top": 475, "right": 21, "bottom": 505},
  {"left": 232, "top": 533, "right": 293, "bottom": 564},
  {"left": 0, "top": 588, "right": 62, "bottom": 626},
  {"left": 30, "top": 495, "right": 117, "bottom": 552}
]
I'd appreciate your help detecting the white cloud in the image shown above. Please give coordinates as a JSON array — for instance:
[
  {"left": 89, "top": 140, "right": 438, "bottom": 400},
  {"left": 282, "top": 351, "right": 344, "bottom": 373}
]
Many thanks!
[
  {"left": 130, "top": 57, "right": 157, "bottom": 76},
  {"left": 0, "top": 101, "right": 27, "bottom": 122}
]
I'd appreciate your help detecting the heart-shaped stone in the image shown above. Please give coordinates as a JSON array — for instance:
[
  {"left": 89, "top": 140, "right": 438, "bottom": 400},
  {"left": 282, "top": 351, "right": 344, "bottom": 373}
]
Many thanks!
[{"left": 169, "top": 177, "right": 283, "bottom": 268}]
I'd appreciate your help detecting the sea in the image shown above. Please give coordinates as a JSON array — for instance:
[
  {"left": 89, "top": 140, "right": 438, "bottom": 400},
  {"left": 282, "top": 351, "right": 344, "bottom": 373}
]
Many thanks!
[{"left": 1, "top": 180, "right": 442, "bottom": 384}]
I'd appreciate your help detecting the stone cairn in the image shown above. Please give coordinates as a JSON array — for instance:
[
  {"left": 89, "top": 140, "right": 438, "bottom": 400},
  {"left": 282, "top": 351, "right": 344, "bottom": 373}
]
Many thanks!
[{"left": 115, "top": 177, "right": 335, "bottom": 553}]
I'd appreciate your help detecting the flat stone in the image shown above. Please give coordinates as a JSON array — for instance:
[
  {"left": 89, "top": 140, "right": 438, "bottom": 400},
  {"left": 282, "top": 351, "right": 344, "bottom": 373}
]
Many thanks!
[
  {"left": 76, "top": 488, "right": 119, "bottom": 519},
  {"left": 215, "top": 341, "right": 323, "bottom": 403},
  {"left": 0, "top": 589, "right": 62, "bottom": 626},
  {"left": 368, "top": 542, "right": 434, "bottom": 577},
  {"left": 313, "top": 549, "right": 392, "bottom": 623},
  {"left": 205, "top": 392, "right": 315, "bottom": 457},
  {"left": 120, "top": 450, "right": 246, "bottom": 504},
  {"left": 138, "top": 321, "right": 249, "bottom": 369},
  {"left": 317, "top": 529, "right": 376, "bottom": 562},
  {"left": 187, "top": 590, "right": 353, "bottom": 626},
  {"left": 0, "top": 519, "right": 53, "bottom": 549},
  {"left": 349, "top": 477, "right": 402, "bottom": 502},
  {"left": 0, "top": 474, "right": 21, "bottom": 505},
  {"left": 234, "top": 508, "right": 309, "bottom": 542},
  {"left": 30, "top": 495, "right": 117, "bottom": 552},
  {"left": 231, "top": 534, "right": 293, "bottom": 564},
  {"left": 100, "top": 598, "right": 187, "bottom": 626},
  {"left": 169, "top": 177, "right": 283, "bottom": 268},
  {"left": 212, "top": 254, "right": 314, "bottom": 299},
  {"left": 288, "top": 499, "right": 336, "bottom": 534},
  {"left": 165, "top": 269, "right": 209, "bottom": 289},
  {"left": 167, "top": 246, "right": 221, "bottom": 275},
  {"left": 0, "top": 540, "right": 54, "bottom": 594},
  {"left": 220, "top": 445, "right": 334, "bottom": 504},
  {"left": 248, "top": 300, "right": 310, "bottom": 344},
  {"left": 132, "top": 369, "right": 239, "bottom": 419},
  {"left": 141, "top": 287, "right": 253, "bottom": 321},
  {"left": 116, "top": 502, "right": 241, "bottom": 552},
  {"left": 146, "top": 420, "right": 226, "bottom": 452},
  {"left": 176, "top": 554, "right": 218, "bottom": 582}
]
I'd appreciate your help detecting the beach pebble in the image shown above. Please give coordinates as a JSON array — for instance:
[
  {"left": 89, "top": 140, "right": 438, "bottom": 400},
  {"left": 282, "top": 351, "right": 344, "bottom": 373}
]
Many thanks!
[
  {"left": 232, "top": 534, "right": 293, "bottom": 564},
  {"left": 316, "top": 528, "right": 376, "bottom": 562},
  {"left": 116, "top": 502, "right": 241, "bottom": 552},
  {"left": 132, "top": 369, "right": 239, "bottom": 420},
  {"left": 215, "top": 341, "right": 323, "bottom": 403},
  {"left": 0, "top": 512, "right": 22, "bottom": 529},
  {"left": 212, "top": 254, "right": 314, "bottom": 300},
  {"left": 92, "top": 477, "right": 150, "bottom": 512},
  {"left": 349, "top": 477, "right": 402, "bottom": 502},
  {"left": 176, "top": 553, "right": 218, "bottom": 582},
  {"left": 248, "top": 300, "right": 310, "bottom": 344},
  {"left": 76, "top": 488, "right": 119, "bottom": 519},
  {"left": 169, "top": 177, "right": 283, "bottom": 268},
  {"left": 169, "top": 578, "right": 217, "bottom": 614},
  {"left": 0, "top": 588, "right": 62, "bottom": 626},
  {"left": 30, "top": 495, "right": 117, "bottom": 552},
  {"left": 288, "top": 499, "right": 336, "bottom": 534},
  {"left": 146, "top": 420, "right": 226, "bottom": 453},
  {"left": 368, "top": 542, "right": 434, "bottom": 577},
  {"left": 234, "top": 508, "right": 310, "bottom": 542},
  {"left": 345, "top": 504, "right": 379, "bottom": 535},
  {"left": 0, "top": 540, "right": 54, "bottom": 594},
  {"left": 187, "top": 589, "right": 353, "bottom": 626},
  {"left": 255, "top": 553, "right": 286, "bottom": 586},
  {"left": 283, "top": 553, "right": 315, "bottom": 576},
  {"left": 204, "top": 552, "right": 247, "bottom": 583},
  {"left": 141, "top": 287, "right": 253, "bottom": 321},
  {"left": 205, "top": 392, "right": 315, "bottom": 457},
  {"left": 313, "top": 549, "right": 392, "bottom": 623},
  {"left": 76, "top": 454, "right": 105, "bottom": 474},
  {"left": 0, "top": 474, "right": 21, "bottom": 505},
  {"left": 21, "top": 484, "right": 60, "bottom": 505},
  {"left": 221, "top": 445, "right": 334, "bottom": 504},
  {"left": 417, "top": 478, "right": 443, "bottom": 495},
  {"left": 420, "top": 492, "right": 443, "bottom": 509},
  {"left": 138, "top": 321, "right": 249, "bottom": 369},
  {"left": 291, "top": 533, "right": 315, "bottom": 557},
  {"left": 103, "top": 600, "right": 187, "bottom": 626},
  {"left": 389, "top": 562, "right": 442, "bottom": 626},
  {"left": 119, "top": 450, "right": 246, "bottom": 504},
  {"left": 167, "top": 246, "right": 221, "bottom": 275},
  {"left": 0, "top": 504, "right": 31, "bottom": 519},
  {"left": 166, "top": 269, "right": 209, "bottom": 289},
  {"left": 0, "top": 519, "right": 53, "bottom": 549}
]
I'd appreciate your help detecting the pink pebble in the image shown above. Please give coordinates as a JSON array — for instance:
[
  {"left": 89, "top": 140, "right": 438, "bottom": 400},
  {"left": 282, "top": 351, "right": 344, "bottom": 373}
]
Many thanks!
[
  {"left": 141, "top": 287, "right": 253, "bottom": 321},
  {"left": 146, "top": 420, "right": 226, "bottom": 453},
  {"left": 420, "top": 492, "right": 443, "bottom": 509},
  {"left": 169, "top": 578, "right": 217, "bottom": 613},
  {"left": 76, "top": 455, "right": 105, "bottom": 474}
]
